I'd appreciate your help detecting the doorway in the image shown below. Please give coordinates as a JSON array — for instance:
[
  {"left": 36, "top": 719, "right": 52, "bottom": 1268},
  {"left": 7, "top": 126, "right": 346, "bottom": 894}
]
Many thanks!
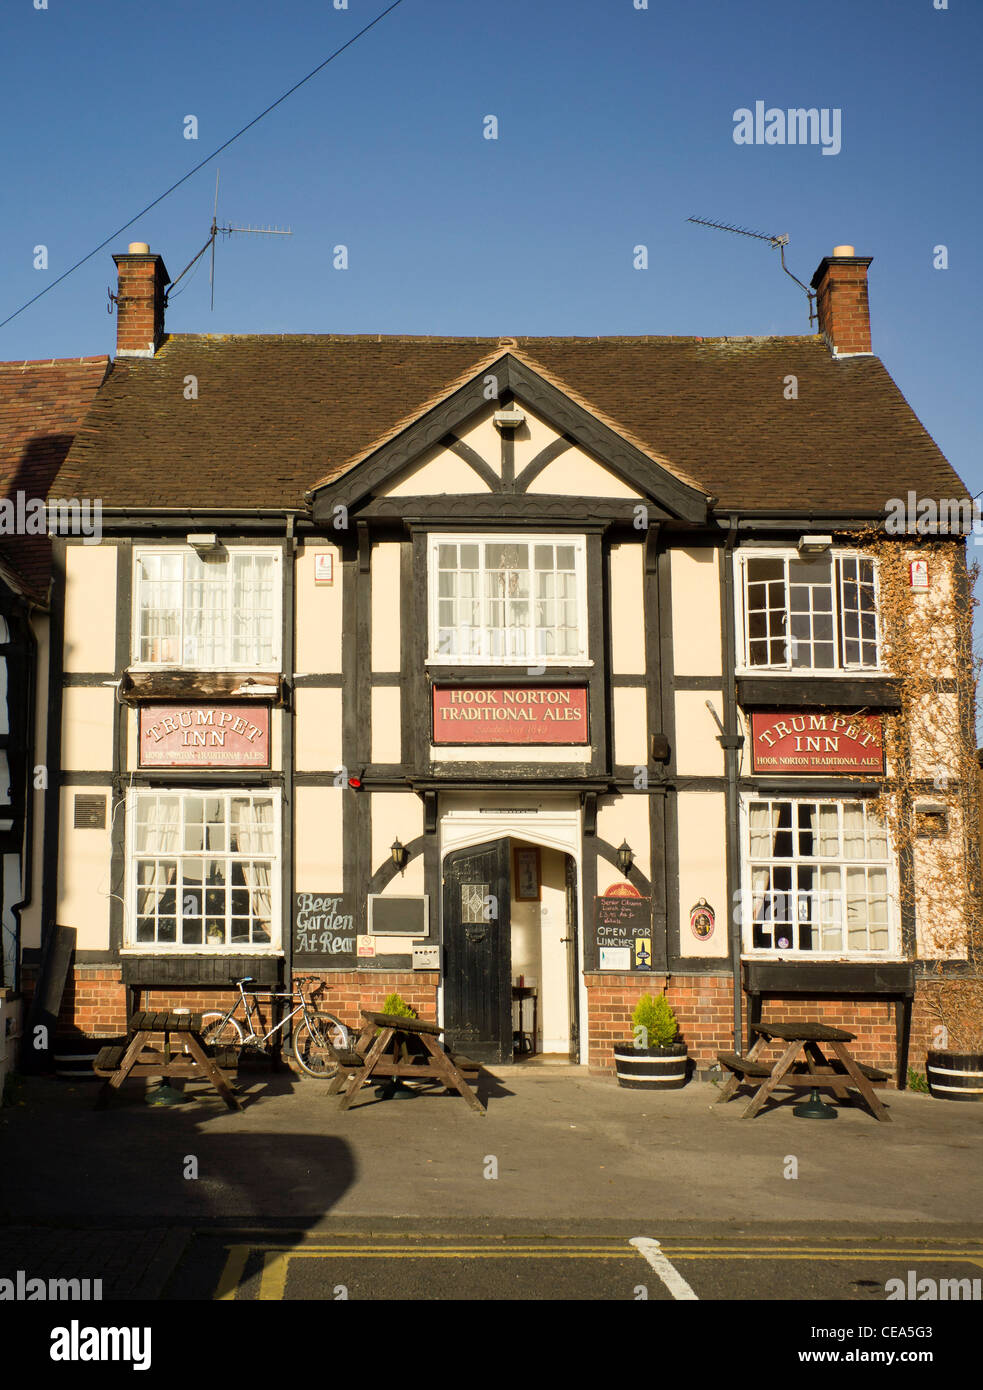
[{"left": 442, "top": 835, "right": 578, "bottom": 1064}]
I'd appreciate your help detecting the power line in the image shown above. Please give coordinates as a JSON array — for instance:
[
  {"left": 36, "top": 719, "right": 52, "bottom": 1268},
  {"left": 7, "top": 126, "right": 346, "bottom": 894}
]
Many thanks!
[{"left": 0, "top": 0, "right": 408, "bottom": 333}]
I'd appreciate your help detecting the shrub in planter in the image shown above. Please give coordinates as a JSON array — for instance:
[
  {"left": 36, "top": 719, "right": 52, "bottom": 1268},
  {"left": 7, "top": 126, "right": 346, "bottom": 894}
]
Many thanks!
[
  {"left": 614, "top": 992, "right": 688, "bottom": 1090},
  {"left": 925, "top": 978, "right": 983, "bottom": 1103},
  {"left": 377, "top": 992, "right": 425, "bottom": 1058}
]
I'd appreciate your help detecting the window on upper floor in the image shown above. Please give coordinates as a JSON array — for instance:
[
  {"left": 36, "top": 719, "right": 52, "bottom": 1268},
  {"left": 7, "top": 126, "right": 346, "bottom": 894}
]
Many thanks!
[
  {"left": 737, "top": 549, "right": 880, "bottom": 672},
  {"left": 427, "top": 534, "right": 589, "bottom": 665},
  {"left": 133, "top": 547, "right": 280, "bottom": 668}
]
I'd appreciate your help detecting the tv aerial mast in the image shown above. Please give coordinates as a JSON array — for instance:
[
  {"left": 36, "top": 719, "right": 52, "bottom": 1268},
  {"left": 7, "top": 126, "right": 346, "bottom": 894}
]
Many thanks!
[
  {"left": 686, "top": 215, "right": 816, "bottom": 326},
  {"left": 166, "top": 171, "right": 293, "bottom": 311}
]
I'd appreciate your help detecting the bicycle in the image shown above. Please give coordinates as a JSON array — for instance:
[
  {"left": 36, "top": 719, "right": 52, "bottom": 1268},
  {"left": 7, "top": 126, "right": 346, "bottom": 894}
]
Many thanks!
[{"left": 200, "top": 976, "right": 351, "bottom": 1079}]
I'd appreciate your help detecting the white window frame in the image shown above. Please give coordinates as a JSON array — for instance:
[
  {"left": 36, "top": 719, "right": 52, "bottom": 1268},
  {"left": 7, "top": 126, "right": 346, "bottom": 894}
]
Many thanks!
[
  {"left": 123, "top": 787, "right": 282, "bottom": 954},
  {"left": 734, "top": 547, "right": 884, "bottom": 675},
  {"left": 426, "top": 532, "right": 591, "bottom": 667},
  {"left": 131, "top": 545, "right": 282, "bottom": 671},
  {"left": 738, "top": 793, "right": 900, "bottom": 961}
]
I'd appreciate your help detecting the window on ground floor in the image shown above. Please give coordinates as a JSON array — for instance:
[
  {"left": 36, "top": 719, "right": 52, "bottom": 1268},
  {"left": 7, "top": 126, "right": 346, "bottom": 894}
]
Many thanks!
[
  {"left": 127, "top": 790, "right": 279, "bottom": 949},
  {"left": 743, "top": 796, "right": 894, "bottom": 955}
]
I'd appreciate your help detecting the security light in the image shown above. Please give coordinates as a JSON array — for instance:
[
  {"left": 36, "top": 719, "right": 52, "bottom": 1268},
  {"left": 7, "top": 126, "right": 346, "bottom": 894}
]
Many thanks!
[{"left": 797, "top": 534, "right": 832, "bottom": 555}]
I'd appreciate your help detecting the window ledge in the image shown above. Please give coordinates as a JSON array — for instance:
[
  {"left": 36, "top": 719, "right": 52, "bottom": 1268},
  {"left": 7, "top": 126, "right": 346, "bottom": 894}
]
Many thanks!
[
  {"left": 736, "top": 675, "right": 901, "bottom": 709},
  {"left": 121, "top": 671, "right": 285, "bottom": 704}
]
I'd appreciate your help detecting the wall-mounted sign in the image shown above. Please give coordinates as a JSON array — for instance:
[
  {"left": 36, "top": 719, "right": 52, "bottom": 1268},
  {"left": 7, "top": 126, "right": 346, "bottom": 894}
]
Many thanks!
[
  {"left": 909, "top": 559, "right": 929, "bottom": 591},
  {"left": 314, "top": 552, "right": 334, "bottom": 584},
  {"left": 138, "top": 704, "right": 270, "bottom": 768},
  {"left": 690, "top": 899, "right": 715, "bottom": 941},
  {"left": 293, "top": 893, "right": 355, "bottom": 964},
  {"left": 357, "top": 937, "right": 376, "bottom": 958},
  {"left": 603, "top": 882, "right": 642, "bottom": 898},
  {"left": 750, "top": 711, "right": 884, "bottom": 774},
  {"left": 432, "top": 685, "right": 589, "bottom": 745},
  {"left": 594, "top": 896, "right": 653, "bottom": 971}
]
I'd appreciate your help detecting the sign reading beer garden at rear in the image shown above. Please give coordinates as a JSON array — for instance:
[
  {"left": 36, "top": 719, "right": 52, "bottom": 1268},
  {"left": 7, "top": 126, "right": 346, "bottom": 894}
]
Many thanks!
[
  {"left": 750, "top": 711, "right": 884, "bottom": 774},
  {"left": 432, "top": 685, "right": 589, "bottom": 745}
]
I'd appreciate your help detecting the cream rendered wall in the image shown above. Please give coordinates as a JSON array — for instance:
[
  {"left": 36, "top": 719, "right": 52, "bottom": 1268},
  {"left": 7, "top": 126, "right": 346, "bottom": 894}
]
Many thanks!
[
  {"left": 294, "top": 786, "right": 345, "bottom": 889},
  {"left": 454, "top": 404, "right": 503, "bottom": 475},
  {"left": 63, "top": 543, "right": 117, "bottom": 673},
  {"left": 294, "top": 688, "right": 343, "bottom": 772},
  {"left": 527, "top": 452, "right": 640, "bottom": 498},
  {"left": 58, "top": 789, "right": 111, "bottom": 950},
  {"left": 670, "top": 548, "right": 722, "bottom": 677},
  {"left": 61, "top": 688, "right": 114, "bottom": 771},
  {"left": 677, "top": 791, "right": 728, "bottom": 958},
  {"left": 674, "top": 690, "right": 725, "bottom": 777},
  {"left": 371, "top": 687, "right": 401, "bottom": 765},
  {"left": 385, "top": 449, "right": 491, "bottom": 496},
  {"left": 510, "top": 399, "right": 559, "bottom": 474},
  {"left": 371, "top": 791, "right": 424, "bottom": 894},
  {"left": 613, "top": 687, "right": 647, "bottom": 766},
  {"left": 371, "top": 543, "right": 401, "bottom": 671},
  {"left": 609, "top": 542, "right": 645, "bottom": 675},
  {"left": 597, "top": 794, "right": 651, "bottom": 884},
  {"left": 295, "top": 542, "right": 343, "bottom": 675}
]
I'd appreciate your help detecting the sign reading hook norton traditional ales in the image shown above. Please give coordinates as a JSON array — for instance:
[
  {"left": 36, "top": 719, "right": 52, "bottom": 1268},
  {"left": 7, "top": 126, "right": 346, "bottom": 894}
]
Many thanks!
[
  {"left": 750, "top": 711, "right": 884, "bottom": 774},
  {"left": 432, "top": 685, "right": 589, "bottom": 744},
  {"left": 139, "top": 704, "right": 270, "bottom": 768}
]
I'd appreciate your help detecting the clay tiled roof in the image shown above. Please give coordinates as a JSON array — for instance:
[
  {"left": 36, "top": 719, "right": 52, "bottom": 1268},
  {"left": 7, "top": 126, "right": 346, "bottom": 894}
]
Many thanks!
[
  {"left": 0, "top": 356, "right": 110, "bottom": 602},
  {"left": 53, "top": 335, "right": 965, "bottom": 514}
]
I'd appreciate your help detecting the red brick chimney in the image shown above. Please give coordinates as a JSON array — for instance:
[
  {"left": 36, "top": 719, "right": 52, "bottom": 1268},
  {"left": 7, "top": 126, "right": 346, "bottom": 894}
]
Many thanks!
[
  {"left": 112, "top": 242, "right": 170, "bottom": 357},
  {"left": 810, "top": 245, "right": 873, "bottom": 356}
]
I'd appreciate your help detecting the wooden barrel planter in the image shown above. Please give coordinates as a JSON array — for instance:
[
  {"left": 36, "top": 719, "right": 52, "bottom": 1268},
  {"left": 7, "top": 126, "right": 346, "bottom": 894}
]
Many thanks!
[
  {"left": 614, "top": 1042, "right": 688, "bottom": 1090},
  {"left": 926, "top": 1050, "right": 983, "bottom": 1102}
]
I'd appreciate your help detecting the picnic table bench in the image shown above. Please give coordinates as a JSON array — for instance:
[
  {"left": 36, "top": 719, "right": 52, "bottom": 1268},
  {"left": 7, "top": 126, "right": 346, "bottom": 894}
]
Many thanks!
[
  {"left": 93, "top": 1009, "right": 242, "bottom": 1112},
  {"left": 328, "top": 1011, "right": 485, "bottom": 1114},
  {"left": 717, "top": 1020, "right": 891, "bottom": 1121}
]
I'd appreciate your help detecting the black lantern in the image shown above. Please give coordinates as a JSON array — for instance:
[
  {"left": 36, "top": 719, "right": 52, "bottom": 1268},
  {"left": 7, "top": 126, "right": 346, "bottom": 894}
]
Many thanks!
[
  {"left": 616, "top": 840, "right": 634, "bottom": 877},
  {"left": 391, "top": 837, "right": 409, "bottom": 874}
]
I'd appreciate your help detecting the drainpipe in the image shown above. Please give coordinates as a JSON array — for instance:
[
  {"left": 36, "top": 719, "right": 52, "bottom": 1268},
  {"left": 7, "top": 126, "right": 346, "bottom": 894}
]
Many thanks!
[
  {"left": 719, "top": 520, "right": 745, "bottom": 1051},
  {"left": 7, "top": 606, "right": 37, "bottom": 995}
]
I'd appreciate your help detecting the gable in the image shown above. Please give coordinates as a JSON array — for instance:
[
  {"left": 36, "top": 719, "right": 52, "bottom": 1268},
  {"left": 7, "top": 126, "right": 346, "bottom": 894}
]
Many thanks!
[{"left": 379, "top": 397, "right": 643, "bottom": 502}]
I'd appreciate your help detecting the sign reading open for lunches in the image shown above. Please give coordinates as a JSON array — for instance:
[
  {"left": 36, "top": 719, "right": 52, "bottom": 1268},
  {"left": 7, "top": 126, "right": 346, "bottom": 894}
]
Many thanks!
[
  {"left": 432, "top": 685, "right": 589, "bottom": 745},
  {"left": 139, "top": 703, "right": 270, "bottom": 768},
  {"left": 750, "top": 711, "right": 884, "bottom": 775}
]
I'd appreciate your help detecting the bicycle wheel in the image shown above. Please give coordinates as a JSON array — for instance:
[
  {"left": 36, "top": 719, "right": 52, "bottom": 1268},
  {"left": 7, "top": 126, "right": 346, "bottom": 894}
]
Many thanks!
[
  {"left": 199, "top": 1012, "right": 243, "bottom": 1047},
  {"left": 293, "top": 1012, "right": 349, "bottom": 1078}
]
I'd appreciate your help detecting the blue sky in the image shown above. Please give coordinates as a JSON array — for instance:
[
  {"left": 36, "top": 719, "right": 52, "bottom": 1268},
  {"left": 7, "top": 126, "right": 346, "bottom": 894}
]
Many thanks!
[{"left": 1, "top": 0, "right": 980, "bottom": 505}]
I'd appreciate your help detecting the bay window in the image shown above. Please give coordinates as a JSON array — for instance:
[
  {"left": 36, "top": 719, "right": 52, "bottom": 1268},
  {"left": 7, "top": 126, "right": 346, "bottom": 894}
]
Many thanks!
[
  {"left": 739, "top": 550, "right": 880, "bottom": 672},
  {"left": 134, "top": 547, "right": 280, "bottom": 668},
  {"left": 744, "top": 797, "right": 894, "bottom": 956},
  {"left": 428, "top": 534, "right": 588, "bottom": 665},
  {"left": 127, "top": 790, "right": 279, "bottom": 950}
]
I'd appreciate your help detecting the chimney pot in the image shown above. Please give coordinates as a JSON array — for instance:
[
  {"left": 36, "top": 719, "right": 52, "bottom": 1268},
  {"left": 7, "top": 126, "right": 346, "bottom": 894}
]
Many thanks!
[
  {"left": 128, "top": 241, "right": 151, "bottom": 254},
  {"left": 810, "top": 249, "right": 873, "bottom": 357}
]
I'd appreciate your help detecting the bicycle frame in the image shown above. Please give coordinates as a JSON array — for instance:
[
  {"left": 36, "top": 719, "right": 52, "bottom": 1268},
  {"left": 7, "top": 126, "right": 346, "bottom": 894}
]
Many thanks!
[{"left": 219, "top": 979, "right": 314, "bottom": 1047}]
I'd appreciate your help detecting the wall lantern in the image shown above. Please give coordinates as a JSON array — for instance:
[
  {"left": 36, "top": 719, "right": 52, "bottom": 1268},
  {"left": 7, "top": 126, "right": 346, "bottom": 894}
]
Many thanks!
[
  {"left": 391, "top": 837, "right": 410, "bottom": 874},
  {"left": 187, "top": 532, "right": 221, "bottom": 553},
  {"left": 616, "top": 840, "right": 634, "bottom": 877},
  {"left": 797, "top": 534, "right": 832, "bottom": 556}
]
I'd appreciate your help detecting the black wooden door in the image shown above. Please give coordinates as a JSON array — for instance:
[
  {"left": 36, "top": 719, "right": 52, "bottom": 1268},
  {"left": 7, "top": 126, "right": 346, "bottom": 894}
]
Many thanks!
[{"left": 443, "top": 839, "right": 512, "bottom": 1063}]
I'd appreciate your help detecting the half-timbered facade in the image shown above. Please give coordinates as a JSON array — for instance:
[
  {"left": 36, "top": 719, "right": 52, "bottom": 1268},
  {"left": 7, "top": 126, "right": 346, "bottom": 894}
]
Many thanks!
[{"left": 21, "top": 242, "right": 975, "bottom": 1077}]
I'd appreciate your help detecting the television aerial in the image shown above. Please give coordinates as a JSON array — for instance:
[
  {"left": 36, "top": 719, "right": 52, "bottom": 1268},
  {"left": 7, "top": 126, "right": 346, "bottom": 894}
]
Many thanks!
[
  {"left": 686, "top": 216, "right": 816, "bottom": 326},
  {"left": 167, "top": 171, "right": 293, "bottom": 311}
]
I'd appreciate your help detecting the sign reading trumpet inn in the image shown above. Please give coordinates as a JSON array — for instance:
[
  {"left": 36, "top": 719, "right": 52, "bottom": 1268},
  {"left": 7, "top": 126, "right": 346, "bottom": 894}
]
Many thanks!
[
  {"left": 750, "top": 711, "right": 884, "bottom": 774},
  {"left": 432, "top": 685, "right": 589, "bottom": 745},
  {"left": 139, "top": 704, "right": 270, "bottom": 768}
]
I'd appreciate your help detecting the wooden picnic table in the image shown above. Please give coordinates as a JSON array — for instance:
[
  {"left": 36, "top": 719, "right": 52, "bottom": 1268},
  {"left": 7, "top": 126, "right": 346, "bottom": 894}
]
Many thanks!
[
  {"left": 329, "top": 1010, "right": 485, "bottom": 1114},
  {"left": 717, "top": 1019, "right": 891, "bottom": 1122},
  {"left": 93, "top": 1009, "right": 242, "bottom": 1112}
]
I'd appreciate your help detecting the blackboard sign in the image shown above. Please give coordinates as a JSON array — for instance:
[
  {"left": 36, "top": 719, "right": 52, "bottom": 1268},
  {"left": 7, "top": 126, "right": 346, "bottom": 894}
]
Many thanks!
[
  {"left": 294, "top": 893, "right": 356, "bottom": 964},
  {"left": 594, "top": 896, "right": 653, "bottom": 971},
  {"left": 367, "top": 894, "right": 429, "bottom": 937}
]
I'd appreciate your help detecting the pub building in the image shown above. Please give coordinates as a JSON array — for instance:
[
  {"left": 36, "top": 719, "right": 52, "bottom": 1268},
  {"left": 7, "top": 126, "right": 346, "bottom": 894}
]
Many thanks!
[{"left": 19, "top": 241, "right": 974, "bottom": 1078}]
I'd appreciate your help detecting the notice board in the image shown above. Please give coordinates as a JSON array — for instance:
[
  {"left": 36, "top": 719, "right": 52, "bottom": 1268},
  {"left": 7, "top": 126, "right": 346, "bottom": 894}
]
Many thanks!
[
  {"left": 594, "top": 895, "right": 653, "bottom": 971},
  {"left": 293, "top": 893, "right": 356, "bottom": 966}
]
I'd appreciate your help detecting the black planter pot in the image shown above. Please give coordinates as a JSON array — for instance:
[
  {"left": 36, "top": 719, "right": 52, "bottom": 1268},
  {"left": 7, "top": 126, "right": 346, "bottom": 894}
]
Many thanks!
[
  {"left": 926, "top": 1050, "right": 983, "bottom": 1102},
  {"left": 614, "top": 1041, "right": 688, "bottom": 1090}
]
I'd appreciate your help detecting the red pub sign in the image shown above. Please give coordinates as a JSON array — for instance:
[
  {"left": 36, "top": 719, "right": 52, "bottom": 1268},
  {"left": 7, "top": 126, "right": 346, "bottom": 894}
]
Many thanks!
[
  {"left": 139, "top": 704, "right": 271, "bottom": 768},
  {"left": 432, "top": 685, "right": 589, "bottom": 745},
  {"left": 750, "top": 711, "right": 884, "bottom": 774}
]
